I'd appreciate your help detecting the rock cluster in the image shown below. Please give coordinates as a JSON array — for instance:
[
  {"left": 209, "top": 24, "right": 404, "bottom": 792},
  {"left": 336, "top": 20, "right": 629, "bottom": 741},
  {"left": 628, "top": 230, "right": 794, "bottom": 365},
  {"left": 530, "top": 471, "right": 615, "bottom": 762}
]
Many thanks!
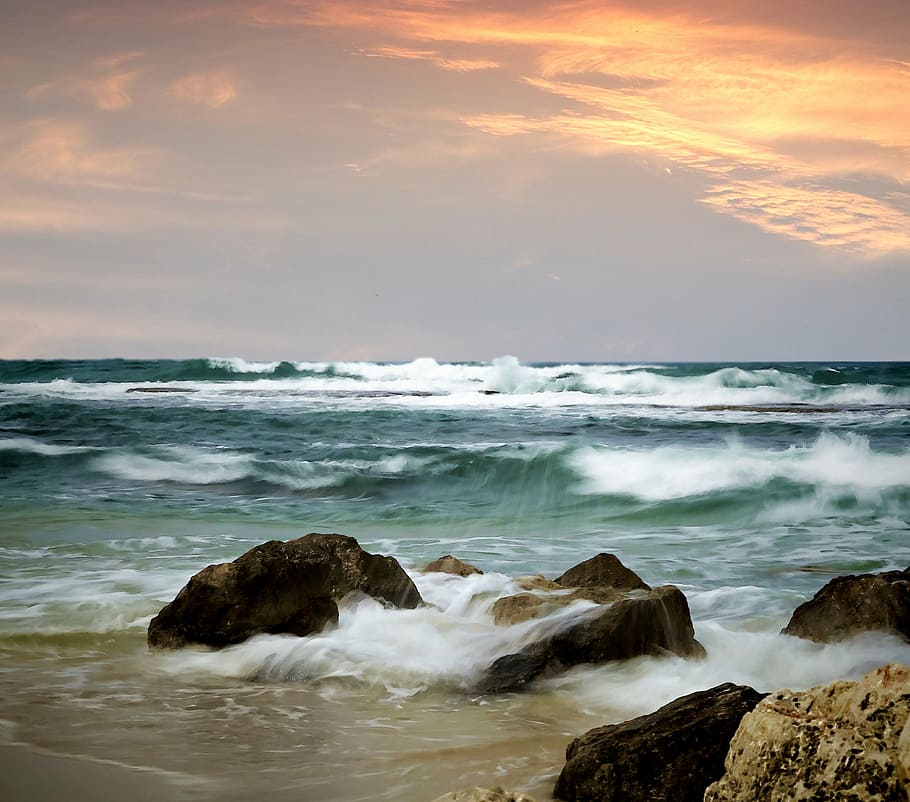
[
  {"left": 477, "top": 553, "right": 703, "bottom": 693},
  {"left": 148, "top": 533, "right": 422, "bottom": 649},
  {"left": 478, "top": 585, "right": 704, "bottom": 694}
]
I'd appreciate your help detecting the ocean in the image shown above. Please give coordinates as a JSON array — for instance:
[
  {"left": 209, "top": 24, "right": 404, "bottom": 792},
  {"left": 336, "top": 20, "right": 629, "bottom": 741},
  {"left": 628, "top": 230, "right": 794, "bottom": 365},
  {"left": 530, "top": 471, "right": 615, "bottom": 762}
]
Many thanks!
[{"left": 2, "top": 357, "right": 909, "bottom": 800}]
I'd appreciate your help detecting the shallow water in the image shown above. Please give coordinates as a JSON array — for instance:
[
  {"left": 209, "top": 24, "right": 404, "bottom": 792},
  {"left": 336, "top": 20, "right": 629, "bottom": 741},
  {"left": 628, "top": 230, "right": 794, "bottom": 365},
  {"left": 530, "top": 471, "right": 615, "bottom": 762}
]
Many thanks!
[{"left": 2, "top": 357, "right": 909, "bottom": 799}]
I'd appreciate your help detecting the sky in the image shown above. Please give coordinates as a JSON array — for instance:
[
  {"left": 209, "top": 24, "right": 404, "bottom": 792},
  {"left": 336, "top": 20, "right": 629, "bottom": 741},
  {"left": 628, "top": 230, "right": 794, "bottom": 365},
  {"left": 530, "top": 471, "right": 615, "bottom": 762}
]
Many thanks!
[{"left": 2, "top": 0, "right": 909, "bottom": 361}]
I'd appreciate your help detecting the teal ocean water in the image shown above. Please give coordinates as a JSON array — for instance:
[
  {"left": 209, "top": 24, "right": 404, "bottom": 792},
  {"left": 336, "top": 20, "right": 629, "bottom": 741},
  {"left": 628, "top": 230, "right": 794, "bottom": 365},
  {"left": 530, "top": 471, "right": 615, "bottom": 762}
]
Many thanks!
[{"left": 2, "top": 357, "right": 910, "bottom": 799}]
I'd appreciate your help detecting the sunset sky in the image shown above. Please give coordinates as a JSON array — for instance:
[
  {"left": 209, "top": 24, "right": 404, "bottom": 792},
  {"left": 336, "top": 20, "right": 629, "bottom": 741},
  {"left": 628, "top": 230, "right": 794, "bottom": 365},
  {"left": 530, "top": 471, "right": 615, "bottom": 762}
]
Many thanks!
[{"left": 3, "top": 0, "right": 909, "bottom": 360}]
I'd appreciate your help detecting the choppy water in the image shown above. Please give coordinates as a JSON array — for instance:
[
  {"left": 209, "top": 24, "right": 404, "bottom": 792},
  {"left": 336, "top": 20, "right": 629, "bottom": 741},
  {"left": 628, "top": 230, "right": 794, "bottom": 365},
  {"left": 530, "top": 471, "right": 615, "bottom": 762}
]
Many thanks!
[{"left": 1, "top": 357, "right": 909, "bottom": 800}]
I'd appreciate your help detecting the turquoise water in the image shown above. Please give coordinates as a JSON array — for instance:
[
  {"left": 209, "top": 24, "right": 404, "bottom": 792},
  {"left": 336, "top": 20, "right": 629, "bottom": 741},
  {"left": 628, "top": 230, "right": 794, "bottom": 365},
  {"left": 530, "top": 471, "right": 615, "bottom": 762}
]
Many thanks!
[{"left": 1, "top": 357, "right": 909, "bottom": 799}]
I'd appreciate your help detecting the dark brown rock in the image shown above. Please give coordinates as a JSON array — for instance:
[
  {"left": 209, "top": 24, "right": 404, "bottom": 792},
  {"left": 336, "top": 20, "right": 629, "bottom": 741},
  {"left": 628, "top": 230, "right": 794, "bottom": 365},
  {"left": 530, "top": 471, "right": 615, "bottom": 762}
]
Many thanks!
[
  {"left": 148, "top": 534, "right": 422, "bottom": 649},
  {"left": 554, "top": 553, "right": 651, "bottom": 592},
  {"left": 554, "top": 683, "right": 767, "bottom": 802},
  {"left": 477, "top": 586, "right": 705, "bottom": 694},
  {"left": 424, "top": 555, "right": 483, "bottom": 577},
  {"left": 781, "top": 567, "right": 910, "bottom": 643}
]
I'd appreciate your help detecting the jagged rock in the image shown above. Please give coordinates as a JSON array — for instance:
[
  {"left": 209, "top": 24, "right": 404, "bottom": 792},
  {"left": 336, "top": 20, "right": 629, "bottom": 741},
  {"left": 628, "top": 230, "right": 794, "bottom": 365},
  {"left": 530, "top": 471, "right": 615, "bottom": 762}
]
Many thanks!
[
  {"left": 554, "top": 683, "right": 766, "bottom": 802},
  {"left": 148, "top": 534, "right": 422, "bottom": 649},
  {"left": 431, "top": 787, "right": 538, "bottom": 802},
  {"left": 492, "top": 558, "right": 650, "bottom": 626},
  {"left": 477, "top": 585, "right": 705, "bottom": 693},
  {"left": 554, "top": 553, "right": 651, "bottom": 592},
  {"left": 704, "top": 663, "right": 910, "bottom": 801},
  {"left": 782, "top": 567, "right": 910, "bottom": 642},
  {"left": 424, "top": 555, "right": 483, "bottom": 576}
]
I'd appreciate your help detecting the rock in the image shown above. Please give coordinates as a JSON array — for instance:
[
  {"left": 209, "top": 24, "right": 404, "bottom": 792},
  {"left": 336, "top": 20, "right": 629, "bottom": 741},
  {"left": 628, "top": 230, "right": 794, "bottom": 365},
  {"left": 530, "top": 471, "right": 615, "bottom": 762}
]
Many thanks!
[
  {"left": 424, "top": 555, "right": 483, "bottom": 576},
  {"left": 554, "top": 553, "right": 651, "bottom": 592},
  {"left": 515, "top": 575, "right": 564, "bottom": 592},
  {"left": 554, "top": 683, "right": 766, "bottom": 802},
  {"left": 492, "top": 592, "right": 555, "bottom": 625},
  {"left": 477, "top": 585, "right": 705, "bottom": 694},
  {"left": 492, "top": 558, "right": 650, "bottom": 627},
  {"left": 704, "top": 663, "right": 910, "bottom": 801},
  {"left": 782, "top": 567, "right": 910, "bottom": 642},
  {"left": 148, "top": 534, "right": 422, "bottom": 649},
  {"left": 431, "top": 787, "right": 538, "bottom": 802},
  {"left": 492, "top": 587, "right": 629, "bottom": 626}
]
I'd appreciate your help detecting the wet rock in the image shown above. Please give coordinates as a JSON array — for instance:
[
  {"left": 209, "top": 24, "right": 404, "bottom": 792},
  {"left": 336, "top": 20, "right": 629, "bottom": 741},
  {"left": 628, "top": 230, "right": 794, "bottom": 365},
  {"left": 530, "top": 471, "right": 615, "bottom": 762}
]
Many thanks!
[
  {"left": 704, "top": 663, "right": 910, "bottom": 801},
  {"left": 492, "top": 557, "right": 650, "bottom": 627},
  {"left": 477, "top": 585, "right": 704, "bottom": 693},
  {"left": 492, "top": 587, "right": 630, "bottom": 626},
  {"left": 554, "top": 683, "right": 766, "bottom": 802},
  {"left": 782, "top": 567, "right": 910, "bottom": 643},
  {"left": 554, "top": 553, "right": 651, "bottom": 592},
  {"left": 431, "top": 787, "right": 538, "bottom": 802},
  {"left": 424, "top": 555, "right": 483, "bottom": 577},
  {"left": 515, "top": 575, "right": 564, "bottom": 592},
  {"left": 148, "top": 533, "right": 422, "bottom": 649}
]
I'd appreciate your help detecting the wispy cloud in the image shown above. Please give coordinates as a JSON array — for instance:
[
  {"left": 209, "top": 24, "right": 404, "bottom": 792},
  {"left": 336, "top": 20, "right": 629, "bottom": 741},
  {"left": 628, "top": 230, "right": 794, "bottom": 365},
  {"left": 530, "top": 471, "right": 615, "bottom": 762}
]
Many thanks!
[
  {"left": 358, "top": 46, "right": 498, "bottom": 72},
  {"left": 229, "top": 0, "right": 910, "bottom": 255},
  {"left": 167, "top": 69, "right": 238, "bottom": 107},
  {"left": 5, "top": 119, "right": 161, "bottom": 187},
  {"left": 701, "top": 180, "right": 910, "bottom": 255},
  {"left": 27, "top": 51, "right": 145, "bottom": 111}
]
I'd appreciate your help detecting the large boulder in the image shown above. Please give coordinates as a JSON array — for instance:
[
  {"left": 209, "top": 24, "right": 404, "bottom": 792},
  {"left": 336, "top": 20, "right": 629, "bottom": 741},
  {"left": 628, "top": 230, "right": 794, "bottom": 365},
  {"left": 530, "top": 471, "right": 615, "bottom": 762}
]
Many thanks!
[
  {"left": 424, "top": 555, "right": 484, "bottom": 577},
  {"left": 148, "top": 534, "right": 422, "bottom": 649},
  {"left": 477, "top": 585, "right": 704, "bottom": 694},
  {"left": 704, "top": 663, "right": 910, "bottom": 801},
  {"left": 554, "top": 683, "right": 766, "bottom": 802},
  {"left": 782, "top": 567, "right": 910, "bottom": 643},
  {"left": 554, "top": 553, "right": 651, "bottom": 592}
]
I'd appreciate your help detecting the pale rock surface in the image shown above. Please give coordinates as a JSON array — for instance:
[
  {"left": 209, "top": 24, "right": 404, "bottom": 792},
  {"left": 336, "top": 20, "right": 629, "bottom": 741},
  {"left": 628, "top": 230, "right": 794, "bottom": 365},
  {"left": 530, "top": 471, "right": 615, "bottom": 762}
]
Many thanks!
[{"left": 704, "top": 663, "right": 910, "bottom": 801}]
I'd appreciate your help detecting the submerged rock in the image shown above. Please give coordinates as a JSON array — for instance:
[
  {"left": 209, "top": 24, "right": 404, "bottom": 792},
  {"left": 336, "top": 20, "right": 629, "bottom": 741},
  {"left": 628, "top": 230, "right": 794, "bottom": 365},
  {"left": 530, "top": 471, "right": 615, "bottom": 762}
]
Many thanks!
[
  {"left": 554, "top": 683, "right": 766, "bottom": 802},
  {"left": 424, "top": 555, "right": 484, "bottom": 577},
  {"left": 782, "top": 567, "right": 910, "bottom": 643},
  {"left": 148, "top": 533, "right": 422, "bottom": 649},
  {"left": 431, "top": 787, "right": 538, "bottom": 802},
  {"left": 704, "top": 663, "right": 910, "bottom": 801},
  {"left": 477, "top": 585, "right": 704, "bottom": 694}
]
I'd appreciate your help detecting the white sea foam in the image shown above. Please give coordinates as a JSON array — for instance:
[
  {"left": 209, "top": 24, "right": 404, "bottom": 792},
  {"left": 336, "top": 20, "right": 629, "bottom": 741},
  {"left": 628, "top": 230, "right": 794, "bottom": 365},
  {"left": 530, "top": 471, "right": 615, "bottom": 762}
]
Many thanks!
[
  {"left": 547, "top": 625, "right": 910, "bottom": 722},
  {"left": 569, "top": 432, "right": 910, "bottom": 501},
  {"left": 3, "top": 358, "right": 909, "bottom": 411},
  {"left": 92, "top": 446, "right": 255, "bottom": 484},
  {"left": 0, "top": 437, "right": 95, "bottom": 456},
  {"left": 207, "top": 357, "right": 283, "bottom": 374},
  {"left": 157, "top": 573, "right": 600, "bottom": 694}
]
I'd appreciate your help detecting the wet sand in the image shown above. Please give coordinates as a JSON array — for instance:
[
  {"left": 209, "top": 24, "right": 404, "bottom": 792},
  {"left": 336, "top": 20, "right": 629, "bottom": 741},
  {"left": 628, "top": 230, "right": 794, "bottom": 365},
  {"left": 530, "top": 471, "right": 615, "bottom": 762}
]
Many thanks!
[{"left": 0, "top": 743, "right": 203, "bottom": 802}]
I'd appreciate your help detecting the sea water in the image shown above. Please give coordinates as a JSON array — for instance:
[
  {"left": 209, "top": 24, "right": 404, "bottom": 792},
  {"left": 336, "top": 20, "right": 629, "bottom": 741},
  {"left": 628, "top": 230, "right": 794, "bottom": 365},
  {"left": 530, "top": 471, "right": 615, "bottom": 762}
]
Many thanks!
[{"left": 1, "top": 357, "right": 909, "bottom": 799}]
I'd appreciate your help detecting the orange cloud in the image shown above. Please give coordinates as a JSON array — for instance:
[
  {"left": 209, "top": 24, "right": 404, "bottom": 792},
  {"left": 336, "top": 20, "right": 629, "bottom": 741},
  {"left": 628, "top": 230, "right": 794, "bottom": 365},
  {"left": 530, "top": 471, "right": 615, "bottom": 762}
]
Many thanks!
[
  {"left": 359, "top": 46, "right": 498, "bottom": 72},
  {"left": 232, "top": 0, "right": 910, "bottom": 255},
  {"left": 27, "top": 52, "right": 145, "bottom": 111},
  {"left": 167, "top": 70, "right": 238, "bottom": 107},
  {"left": 6, "top": 119, "right": 161, "bottom": 186},
  {"left": 702, "top": 180, "right": 910, "bottom": 255}
]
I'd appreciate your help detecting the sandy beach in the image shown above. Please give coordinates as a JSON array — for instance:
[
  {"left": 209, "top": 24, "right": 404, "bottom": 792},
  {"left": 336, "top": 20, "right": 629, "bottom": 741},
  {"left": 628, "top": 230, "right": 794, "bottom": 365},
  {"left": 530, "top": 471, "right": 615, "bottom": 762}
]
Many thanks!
[{"left": 0, "top": 743, "right": 203, "bottom": 802}]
